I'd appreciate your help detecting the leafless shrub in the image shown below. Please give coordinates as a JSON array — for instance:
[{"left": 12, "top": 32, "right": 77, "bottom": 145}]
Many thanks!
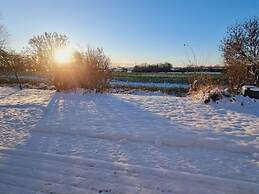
[
  {"left": 221, "top": 17, "right": 259, "bottom": 90},
  {"left": 54, "top": 47, "right": 111, "bottom": 92},
  {"left": 188, "top": 73, "right": 213, "bottom": 88}
]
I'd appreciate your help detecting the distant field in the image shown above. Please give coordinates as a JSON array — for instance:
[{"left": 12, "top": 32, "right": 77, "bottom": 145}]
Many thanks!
[{"left": 111, "top": 72, "right": 224, "bottom": 84}]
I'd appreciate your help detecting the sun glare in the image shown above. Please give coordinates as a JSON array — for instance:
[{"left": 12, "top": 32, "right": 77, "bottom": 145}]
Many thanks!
[{"left": 54, "top": 48, "right": 73, "bottom": 64}]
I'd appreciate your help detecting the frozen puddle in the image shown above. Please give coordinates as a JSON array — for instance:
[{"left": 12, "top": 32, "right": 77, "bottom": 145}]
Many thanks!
[{"left": 0, "top": 87, "right": 258, "bottom": 193}]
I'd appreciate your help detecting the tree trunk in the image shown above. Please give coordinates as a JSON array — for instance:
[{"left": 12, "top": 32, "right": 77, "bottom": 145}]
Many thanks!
[{"left": 14, "top": 71, "right": 22, "bottom": 90}]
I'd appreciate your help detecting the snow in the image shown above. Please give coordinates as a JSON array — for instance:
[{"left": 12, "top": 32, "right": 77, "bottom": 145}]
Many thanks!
[
  {"left": 241, "top": 85, "right": 259, "bottom": 93},
  {"left": 0, "top": 86, "right": 19, "bottom": 99},
  {"left": 251, "top": 87, "right": 259, "bottom": 92},
  {"left": 0, "top": 88, "right": 55, "bottom": 148},
  {"left": 0, "top": 86, "right": 258, "bottom": 193}
]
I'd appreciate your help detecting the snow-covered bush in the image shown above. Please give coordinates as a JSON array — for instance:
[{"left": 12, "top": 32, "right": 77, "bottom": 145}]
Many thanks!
[
  {"left": 187, "top": 71, "right": 234, "bottom": 103},
  {"left": 190, "top": 84, "right": 232, "bottom": 104}
]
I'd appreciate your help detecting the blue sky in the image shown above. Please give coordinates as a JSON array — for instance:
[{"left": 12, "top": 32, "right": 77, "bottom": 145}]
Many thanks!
[{"left": 1, "top": 0, "right": 259, "bottom": 66}]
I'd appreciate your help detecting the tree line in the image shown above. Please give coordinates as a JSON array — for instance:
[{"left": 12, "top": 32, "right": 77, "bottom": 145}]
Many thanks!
[
  {"left": 132, "top": 62, "right": 172, "bottom": 72},
  {"left": 131, "top": 64, "right": 224, "bottom": 73}
]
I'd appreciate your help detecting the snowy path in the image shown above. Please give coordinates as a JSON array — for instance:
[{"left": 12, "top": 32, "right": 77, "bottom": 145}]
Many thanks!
[{"left": 0, "top": 87, "right": 258, "bottom": 193}]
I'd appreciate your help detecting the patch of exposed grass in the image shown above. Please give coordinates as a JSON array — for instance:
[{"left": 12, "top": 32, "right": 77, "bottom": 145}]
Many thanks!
[{"left": 112, "top": 72, "right": 223, "bottom": 84}]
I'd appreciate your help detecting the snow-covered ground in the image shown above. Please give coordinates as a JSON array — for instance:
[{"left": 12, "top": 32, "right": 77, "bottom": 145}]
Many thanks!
[
  {"left": 0, "top": 86, "right": 18, "bottom": 99},
  {"left": 0, "top": 86, "right": 258, "bottom": 194}
]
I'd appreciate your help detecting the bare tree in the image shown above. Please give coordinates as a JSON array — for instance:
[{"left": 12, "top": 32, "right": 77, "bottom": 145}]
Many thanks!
[
  {"left": 28, "top": 32, "right": 69, "bottom": 73},
  {"left": 0, "top": 23, "right": 8, "bottom": 67},
  {"left": 221, "top": 17, "right": 259, "bottom": 89},
  {"left": 0, "top": 24, "right": 8, "bottom": 50},
  {"left": 0, "top": 23, "right": 10, "bottom": 75},
  {"left": 0, "top": 50, "right": 24, "bottom": 89}
]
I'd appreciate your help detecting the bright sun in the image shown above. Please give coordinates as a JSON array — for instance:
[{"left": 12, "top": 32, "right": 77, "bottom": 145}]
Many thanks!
[{"left": 54, "top": 48, "right": 73, "bottom": 64}]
